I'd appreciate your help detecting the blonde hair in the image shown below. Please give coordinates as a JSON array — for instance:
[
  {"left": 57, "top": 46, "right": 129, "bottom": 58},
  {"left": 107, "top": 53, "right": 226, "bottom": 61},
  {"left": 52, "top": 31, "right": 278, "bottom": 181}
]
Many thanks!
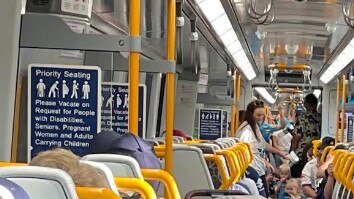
[
  {"left": 29, "top": 148, "right": 80, "bottom": 177},
  {"left": 30, "top": 148, "right": 109, "bottom": 188},
  {"left": 286, "top": 178, "right": 302, "bottom": 192},
  {"left": 73, "top": 163, "right": 109, "bottom": 188},
  {"left": 279, "top": 163, "right": 291, "bottom": 179}
]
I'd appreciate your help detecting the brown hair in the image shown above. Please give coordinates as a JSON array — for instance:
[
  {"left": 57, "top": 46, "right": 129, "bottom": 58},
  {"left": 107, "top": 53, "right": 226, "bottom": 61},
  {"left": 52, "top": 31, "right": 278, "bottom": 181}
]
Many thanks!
[
  {"left": 30, "top": 148, "right": 109, "bottom": 188},
  {"left": 242, "top": 100, "right": 265, "bottom": 141}
]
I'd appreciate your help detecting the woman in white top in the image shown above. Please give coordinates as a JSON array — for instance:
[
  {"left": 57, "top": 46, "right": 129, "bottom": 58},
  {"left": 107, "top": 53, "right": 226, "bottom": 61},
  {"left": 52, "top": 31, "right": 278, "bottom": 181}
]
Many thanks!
[{"left": 236, "top": 100, "right": 289, "bottom": 197}]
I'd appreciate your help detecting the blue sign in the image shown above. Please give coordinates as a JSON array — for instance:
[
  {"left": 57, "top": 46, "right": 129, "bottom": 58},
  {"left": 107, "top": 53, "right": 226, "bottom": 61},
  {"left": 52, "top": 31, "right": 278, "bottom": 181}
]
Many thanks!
[
  {"left": 101, "top": 83, "right": 146, "bottom": 138},
  {"left": 222, "top": 110, "right": 228, "bottom": 138},
  {"left": 199, "top": 108, "right": 223, "bottom": 140},
  {"left": 28, "top": 64, "right": 101, "bottom": 161}
]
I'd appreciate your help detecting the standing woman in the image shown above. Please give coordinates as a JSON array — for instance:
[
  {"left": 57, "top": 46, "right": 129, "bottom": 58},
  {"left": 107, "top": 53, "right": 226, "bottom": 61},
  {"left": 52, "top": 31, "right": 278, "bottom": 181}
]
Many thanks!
[{"left": 236, "top": 100, "right": 275, "bottom": 197}]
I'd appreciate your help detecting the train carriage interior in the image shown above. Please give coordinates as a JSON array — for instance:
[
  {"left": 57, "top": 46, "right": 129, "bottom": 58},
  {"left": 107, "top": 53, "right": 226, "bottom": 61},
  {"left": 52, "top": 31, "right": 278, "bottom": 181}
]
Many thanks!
[{"left": 2, "top": 0, "right": 354, "bottom": 198}]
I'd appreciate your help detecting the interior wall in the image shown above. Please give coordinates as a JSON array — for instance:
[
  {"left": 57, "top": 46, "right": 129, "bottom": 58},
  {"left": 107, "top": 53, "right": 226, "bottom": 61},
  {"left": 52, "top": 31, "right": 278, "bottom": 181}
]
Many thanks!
[
  {"left": 324, "top": 86, "right": 337, "bottom": 138},
  {"left": 174, "top": 80, "right": 199, "bottom": 136},
  {"left": 0, "top": 0, "right": 22, "bottom": 161}
]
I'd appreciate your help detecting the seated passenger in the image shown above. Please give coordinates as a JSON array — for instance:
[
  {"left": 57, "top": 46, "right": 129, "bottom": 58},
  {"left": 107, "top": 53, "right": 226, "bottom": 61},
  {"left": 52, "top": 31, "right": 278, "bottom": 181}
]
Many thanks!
[
  {"left": 301, "top": 145, "right": 319, "bottom": 198},
  {"left": 161, "top": 129, "right": 192, "bottom": 140},
  {"left": 29, "top": 148, "right": 109, "bottom": 188},
  {"left": 316, "top": 143, "right": 347, "bottom": 199},
  {"left": 89, "top": 131, "right": 162, "bottom": 192},
  {"left": 30, "top": 148, "right": 142, "bottom": 199},
  {"left": 280, "top": 178, "right": 306, "bottom": 199},
  {"left": 274, "top": 163, "right": 291, "bottom": 199}
]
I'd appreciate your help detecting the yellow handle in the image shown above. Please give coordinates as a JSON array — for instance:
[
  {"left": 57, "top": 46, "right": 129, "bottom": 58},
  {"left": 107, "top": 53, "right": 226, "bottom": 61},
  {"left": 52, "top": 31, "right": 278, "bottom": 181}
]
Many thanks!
[
  {"left": 216, "top": 150, "right": 241, "bottom": 189},
  {"left": 114, "top": 177, "right": 157, "bottom": 199},
  {"left": 141, "top": 169, "right": 181, "bottom": 199},
  {"left": 237, "top": 142, "right": 253, "bottom": 163},
  {"left": 320, "top": 146, "right": 335, "bottom": 163},
  {"left": 203, "top": 154, "right": 228, "bottom": 188},
  {"left": 334, "top": 152, "right": 350, "bottom": 183},
  {"left": 312, "top": 140, "right": 322, "bottom": 157},
  {"left": 184, "top": 140, "right": 202, "bottom": 144},
  {"left": 76, "top": 187, "right": 121, "bottom": 199},
  {"left": 0, "top": 162, "right": 27, "bottom": 167},
  {"left": 342, "top": 155, "right": 354, "bottom": 188},
  {"left": 230, "top": 145, "right": 249, "bottom": 172},
  {"left": 346, "top": 155, "right": 354, "bottom": 193}
]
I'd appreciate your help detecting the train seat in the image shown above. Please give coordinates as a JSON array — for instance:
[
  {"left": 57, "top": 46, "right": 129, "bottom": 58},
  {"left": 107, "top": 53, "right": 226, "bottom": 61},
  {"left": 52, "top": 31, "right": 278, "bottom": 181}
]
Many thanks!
[{"left": 0, "top": 166, "right": 78, "bottom": 199}]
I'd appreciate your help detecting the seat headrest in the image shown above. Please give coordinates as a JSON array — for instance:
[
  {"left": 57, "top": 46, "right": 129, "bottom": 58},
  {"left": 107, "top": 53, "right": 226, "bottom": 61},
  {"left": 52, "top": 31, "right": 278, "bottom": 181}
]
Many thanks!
[{"left": 0, "top": 166, "right": 78, "bottom": 199}]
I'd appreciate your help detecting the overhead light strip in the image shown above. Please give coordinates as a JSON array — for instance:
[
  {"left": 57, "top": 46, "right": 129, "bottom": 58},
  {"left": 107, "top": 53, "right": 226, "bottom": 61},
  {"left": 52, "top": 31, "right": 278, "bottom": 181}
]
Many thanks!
[
  {"left": 196, "top": 0, "right": 257, "bottom": 81},
  {"left": 320, "top": 37, "right": 354, "bottom": 84},
  {"left": 254, "top": 87, "right": 276, "bottom": 104}
]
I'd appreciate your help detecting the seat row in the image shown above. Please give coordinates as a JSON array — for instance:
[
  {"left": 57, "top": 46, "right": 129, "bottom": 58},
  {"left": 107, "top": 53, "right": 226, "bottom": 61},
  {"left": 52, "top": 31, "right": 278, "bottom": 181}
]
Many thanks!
[{"left": 0, "top": 137, "right": 258, "bottom": 199}]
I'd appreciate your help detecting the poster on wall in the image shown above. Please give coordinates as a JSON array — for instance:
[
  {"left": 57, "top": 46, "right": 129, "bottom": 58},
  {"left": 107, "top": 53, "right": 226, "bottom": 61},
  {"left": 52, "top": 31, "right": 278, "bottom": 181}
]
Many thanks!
[
  {"left": 61, "top": 0, "right": 93, "bottom": 17},
  {"left": 100, "top": 82, "right": 146, "bottom": 138},
  {"left": 199, "top": 108, "right": 223, "bottom": 140},
  {"left": 28, "top": 64, "right": 101, "bottom": 161}
]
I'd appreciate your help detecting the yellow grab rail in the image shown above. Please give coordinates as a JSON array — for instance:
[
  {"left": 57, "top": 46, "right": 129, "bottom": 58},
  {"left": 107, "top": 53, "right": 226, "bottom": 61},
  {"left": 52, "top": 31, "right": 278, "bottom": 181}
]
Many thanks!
[
  {"left": 320, "top": 146, "right": 335, "bottom": 163},
  {"left": 345, "top": 155, "right": 354, "bottom": 192},
  {"left": 154, "top": 146, "right": 166, "bottom": 158},
  {"left": 231, "top": 72, "right": 237, "bottom": 136},
  {"left": 334, "top": 152, "right": 350, "bottom": 183},
  {"left": 229, "top": 145, "right": 248, "bottom": 172},
  {"left": 114, "top": 177, "right": 157, "bottom": 199},
  {"left": 341, "top": 154, "right": 354, "bottom": 189},
  {"left": 165, "top": 3, "right": 176, "bottom": 195},
  {"left": 154, "top": 145, "right": 166, "bottom": 151},
  {"left": 237, "top": 142, "right": 253, "bottom": 164},
  {"left": 184, "top": 140, "right": 202, "bottom": 144},
  {"left": 312, "top": 140, "right": 322, "bottom": 157},
  {"left": 235, "top": 73, "right": 241, "bottom": 131},
  {"left": 335, "top": 79, "right": 340, "bottom": 144},
  {"left": 203, "top": 154, "right": 228, "bottom": 188},
  {"left": 340, "top": 75, "right": 346, "bottom": 142},
  {"left": 0, "top": 162, "right": 27, "bottom": 167},
  {"left": 128, "top": 0, "right": 141, "bottom": 135},
  {"left": 141, "top": 169, "right": 181, "bottom": 199},
  {"left": 216, "top": 150, "right": 241, "bottom": 189},
  {"left": 75, "top": 187, "right": 121, "bottom": 199}
]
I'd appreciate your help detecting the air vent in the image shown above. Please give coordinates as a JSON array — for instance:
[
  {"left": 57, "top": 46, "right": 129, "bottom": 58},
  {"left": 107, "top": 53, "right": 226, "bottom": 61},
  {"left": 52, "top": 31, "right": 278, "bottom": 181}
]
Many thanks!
[{"left": 30, "top": 0, "right": 50, "bottom": 6}]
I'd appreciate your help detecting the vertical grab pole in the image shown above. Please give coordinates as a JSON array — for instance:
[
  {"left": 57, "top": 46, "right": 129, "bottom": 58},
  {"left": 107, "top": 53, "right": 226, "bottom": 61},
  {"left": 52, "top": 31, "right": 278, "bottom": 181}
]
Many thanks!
[
  {"left": 128, "top": 0, "right": 141, "bottom": 135},
  {"left": 11, "top": 74, "right": 22, "bottom": 162},
  {"left": 335, "top": 79, "right": 340, "bottom": 144},
  {"left": 235, "top": 73, "right": 241, "bottom": 132},
  {"left": 230, "top": 71, "right": 236, "bottom": 137},
  {"left": 165, "top": 0, "right": 176, "bottom": 178},
  {"left": 341, "top": 75, "right": 346, "bottom": 142}
]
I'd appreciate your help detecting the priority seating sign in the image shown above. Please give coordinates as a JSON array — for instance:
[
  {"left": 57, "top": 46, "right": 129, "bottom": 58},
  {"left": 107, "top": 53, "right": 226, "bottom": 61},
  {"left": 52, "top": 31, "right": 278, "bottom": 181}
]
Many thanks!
[{"left": 28, "top": 64, "right": 101, "bottom": 161}]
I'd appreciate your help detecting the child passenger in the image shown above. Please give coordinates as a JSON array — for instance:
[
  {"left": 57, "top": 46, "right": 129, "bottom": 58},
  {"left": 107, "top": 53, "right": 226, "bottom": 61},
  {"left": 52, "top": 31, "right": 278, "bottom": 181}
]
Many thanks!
[
  {"left": 280, "top": 178, "right": 306, "bottom": 199},
  {"left": 274, "top": 163, "right": 291, "bottom": 199}
]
